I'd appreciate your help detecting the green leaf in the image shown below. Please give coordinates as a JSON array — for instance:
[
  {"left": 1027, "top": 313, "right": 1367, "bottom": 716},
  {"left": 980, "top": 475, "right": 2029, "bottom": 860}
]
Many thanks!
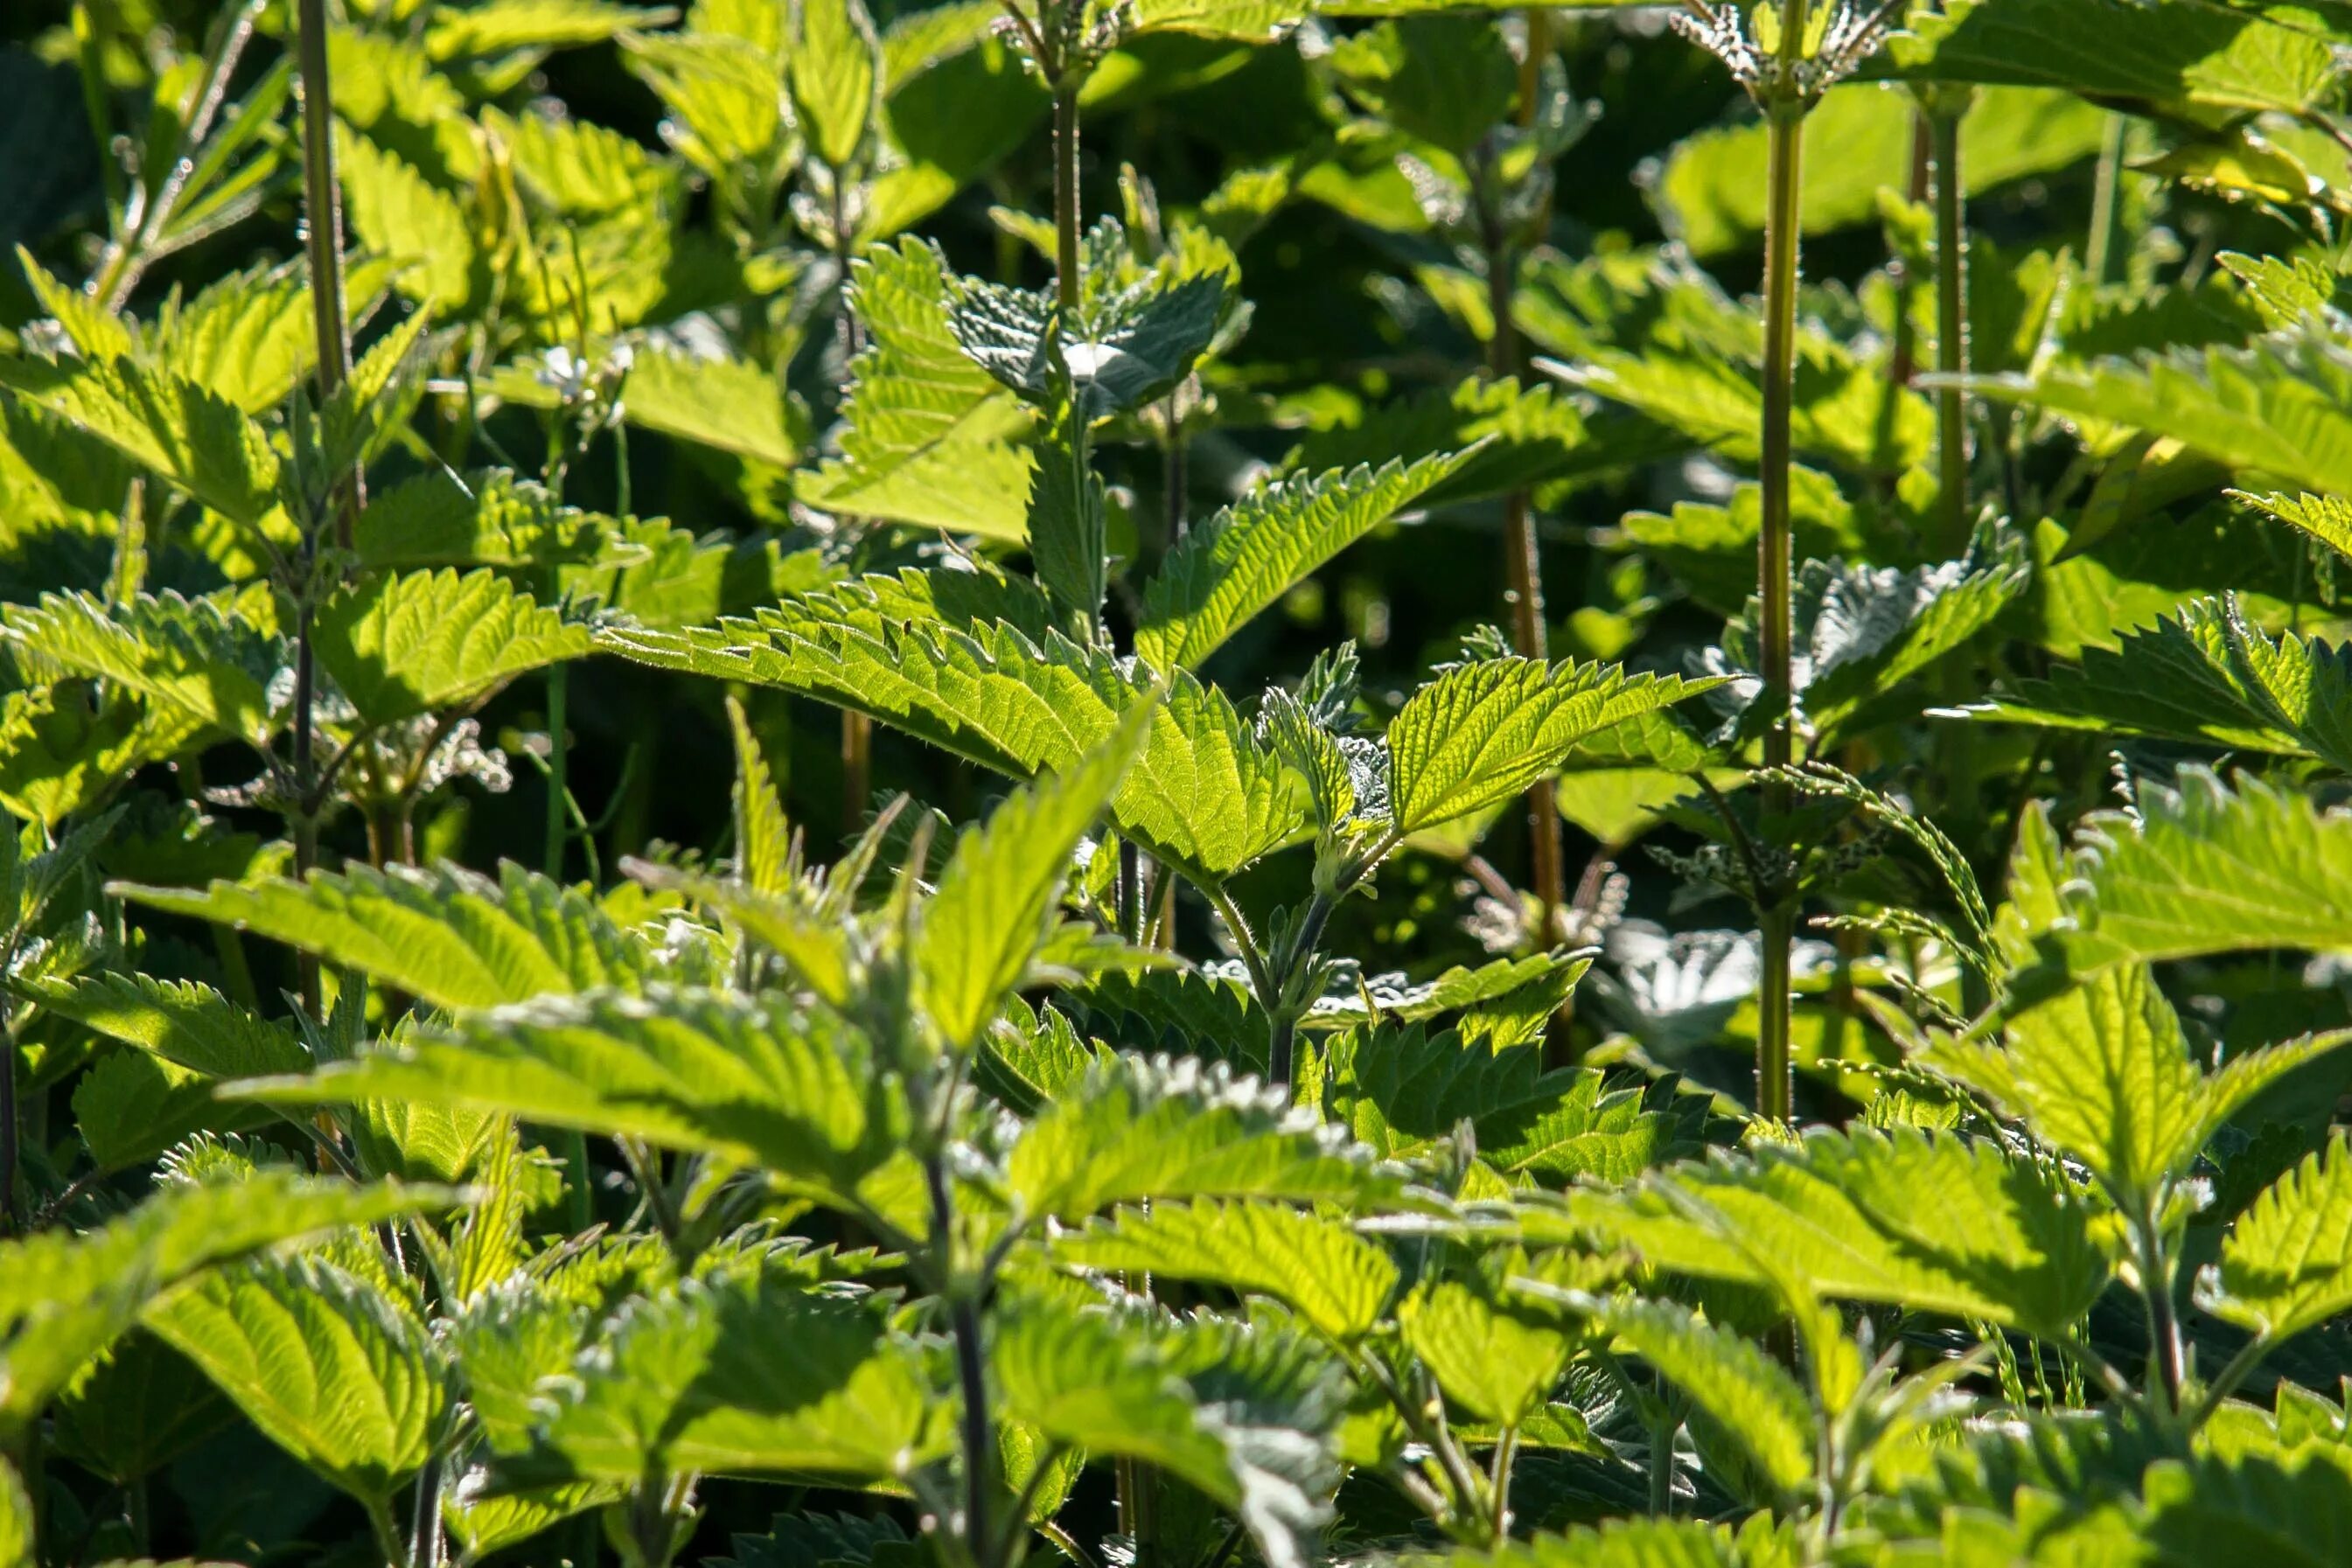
[
  {"left": 2205, "top": 1137, "right": 2352, "bottom": 1347},
  {"left": 1008, "top": 1054, "right": 1385, "bottom": 1219},
  {"left": 2063, "top": 769, "right": 2352, "bottom": 971},
  {"left": 1974, "top": 331, "right": 2352, "bottom": 498},
  {"left": 71, "top": 1049, "right": 271, "bottom": 1174},
  {"left": 1, "top": 587, "right": 283, "bottom": 748},
  {"left": 50, "top": 1333, "right": 234, "bottom": 1487},
  {"left": 604, "top": 604, "right": 1302, "bottom": 882},
  {"left": 0, "top": 353, "right": 280, "bottom": 527},
  {"left": 1399, "top": 1279, "right": 1576, "bottom": 1426},
  {"left": 338, "top": 127, "right": 479, "bottom": 312},
  {"left": 144, "top": 254, "right": 398, "bottom": 415},
  {"left": 1876, "top": 0, "right": 2341, "bottom": 117},
  {"left": 241, "top": 987, "right": 897, "bottom": 1202},
  {"left": 992, "top": 1300, "right": 1341, "bottom": 1568},
  {"left": 1024, "top": 421, "right": 1111, "bottom": 626},
  {"left": 1657, "top": 85, "right": 2104, "bottom": 258},
  {"left": 1960, "top": 596, "right": 2352, "bottom": 770},
  {"left": 2235, "top": 489, "right": 2352, "bottom": 565},
  {"left": 726, "top": 695, "right": 795, "bottom": 899},
  {"left": 1283, "top": 377, "right": 1673, "bottom": 511},
  {"left": 353, "top": 468, "right": 633, "bottom": 572},
  {"left": 0, "top": 1458, "right": 26, "bottom": 1568},
  {"left": 791, "top": 0, "right": 883, "bottom": 170},
  {"left": 425, "top": 0, "right": 673, "bottom": 62},
  {"left": 1386, "top": 658, "right": 1722, "bottom": 835},
  {"left": 803, "top": 238, "right": 1036, "bottom": 537},
  {"left": 1135, "top": 451, "right": 1474, "bottom": 669},
  {"left": 28, "top": 972, "right": 304, "bottom": 1079},
  {"left": 1929, "top": 965, "right": 2204, "bottom": 1202},
  {"left": 312, "top": 568, "right": 591, "bottom": 725},
  {"left": 1310, "top": 1023, "right": 1690, "bottom": 1183},
  {"left": 0, "top": 1172, "right": 457, "bottom": 1439},
  {"left": 950, "top": 272, "right": 1226, "bottom": 419},
  {"left": 147, "top": 1256, "right": 442, "bottom": 1509},
  {"left": 115, "top": 861, "right": 653, "bottom": 1012},
  {"left": 1721, "top": 538, "right": 2030, "bottom": 744},
  {"left": 1052, "top": 1200, "right": 1397, "bottom": 1342},
  {"left": 1430, "top": 1521, "right": 1748, "bottom": 1568},
  {"left": 918, "top": 692, "right": 1157, "bottom": 1050},
  {"left": 624, "top": 31, "right": 785, "bottom": 185},
  {"left": 508, "top": 1272, "right": 948, "bottom": 1484},
  {"left": 1555, "top": 1127, "right": 2111, "bottom": 1339},
  {"left": 498, "top": 343, "right": 806, "bottom": 469},
  {"left": 1580, "top": 1293, "right": 1814, "bottom": 1497}
]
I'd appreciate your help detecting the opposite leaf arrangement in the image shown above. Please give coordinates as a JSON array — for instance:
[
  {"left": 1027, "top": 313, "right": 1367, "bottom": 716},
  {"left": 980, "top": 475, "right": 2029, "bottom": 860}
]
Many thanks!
[{"left": 12, "top": 1, "right": 2352, "bottom": 1566}]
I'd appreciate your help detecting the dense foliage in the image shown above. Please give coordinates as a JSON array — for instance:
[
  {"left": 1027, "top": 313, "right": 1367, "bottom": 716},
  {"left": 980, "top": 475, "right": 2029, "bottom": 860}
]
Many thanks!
[{"left": 12, "top": 0, "right": 2352, "bottom": 1564}]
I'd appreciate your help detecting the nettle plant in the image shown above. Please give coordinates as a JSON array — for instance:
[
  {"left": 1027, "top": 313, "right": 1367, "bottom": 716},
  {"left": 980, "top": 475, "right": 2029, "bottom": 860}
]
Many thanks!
[{"left": 17, "top": 0, "right": 2352, "bottom": 1565}]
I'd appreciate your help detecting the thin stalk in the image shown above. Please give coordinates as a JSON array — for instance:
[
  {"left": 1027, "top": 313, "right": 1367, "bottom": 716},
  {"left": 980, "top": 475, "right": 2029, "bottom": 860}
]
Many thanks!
[
  {"left": 927, "top": 1146, "right": 996, "bottom": 1568},
  {"left": 292, "top": 607, "right": 324, "bottom": 1009},
  {"left": 831, "top": 175, "right": 876, "bottom": 840},
  {"left": 295, "top": 0, "right": 358, "bottom": 547},
  {"left": 1482, "top": 165, "right": 1563, "bottom": 954},
  {"left": 1930, "top": 102, "right": 1969, "bottom": 554},
  {"left": 2134, "top": 1203, "right": 2187, "bottom": 1414},
  {"left": 2085, "top": 113, "right": 2129, "bottom": 287},
  {"left": 87, "top": 0, "right": 264, "bottom": 311},
  {"left": 291, "top": 0, "right": 352, "bottom": 1019},
  {"left": 0, "top": 1000, "right": 16, "bottom": 1235},
  {"left": 1052, "top": 87, "right": 1081, "bottom": 311},
  {"left": 1927, "top": 96, "right": 1990, "bottom": 1015},
  {"left": 1647, "top": 1410, "right": 1678, "bottom": 1516},
  {"left": 544, "top": 665, "right": 569, "bottom": 876},
  {"left": 2188, "top": 1335, "right": 2272, "bottom": 1431},
  {"left": 1754, "top": 86, "right": 1805, "bottom": 1123}
]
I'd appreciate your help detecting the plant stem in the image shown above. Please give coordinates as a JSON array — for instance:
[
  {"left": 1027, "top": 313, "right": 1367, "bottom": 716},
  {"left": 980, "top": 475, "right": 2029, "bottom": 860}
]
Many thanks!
[
  {"left": 0, "top": 1004, "right": 16, "bottom": 1236},
  {"left": 296, "top": 0, "right": 358, "bottom": 548},
  {"left": 1053, "top": 87, "right": 1081, "bottom": 311},
  {"left": 926, "top": 1147, "right": 995, "bottom": 1568},
  {"left": 1926, "top": 94, "right": 1991, "bottom": 1015},
  {"left": 1930, "top": 101, "right": 1970, "bottom": 555},
  {"left": 831, "top": 174, "right": 876, "bottom": 843},
  {"left": 2135, "top": 1202, "right": 2186, "bottom": 1415},
  {"left": 544, "top": 665, "right": 569, "bottom": 877},
  {"left": 1754, "top": 80, "right": 1805, "bottom": 1123},
  {"left": 2086, "top": 112, "right": 2129, "bottom": 287},
  {"left": 1481, "top": 159, "right": 1563, "bottom": 954}
]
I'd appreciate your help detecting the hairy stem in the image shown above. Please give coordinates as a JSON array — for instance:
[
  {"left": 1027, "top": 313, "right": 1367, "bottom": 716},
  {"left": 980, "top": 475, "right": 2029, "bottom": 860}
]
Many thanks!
[
  {"left": 2135, "top": 1202, "right": 2187, "bottom": 1415},
  {"left": 832, "top": 175, "right": 876, "bottom": 842},
  {"left": 1754, "top": 84, "right": 1805, "bottom": 1123},
  {"left": 2086, "top": 112, "right": 2129, "bottom": 287},
  {"left": 1481, "top": 164, "right": 1563, "bottom": 955},
  {"left": 543, "top": 664, "right": 569, "bottom": 877},
  {"left": 1930, "top": 102, "right": 1970, "bottom": 554},
  {"left": 296, "top": 0, "right": 359, "bottom": 548},
  {"left": 0, "top": 1000, "right": 16, "bottom": 1235},
  {"left": 1927, "top": 95, "right": 1990, "bottom": 1016},
  {"left": 1053, "top": 86, "right": 1081, "bottom": 311}
]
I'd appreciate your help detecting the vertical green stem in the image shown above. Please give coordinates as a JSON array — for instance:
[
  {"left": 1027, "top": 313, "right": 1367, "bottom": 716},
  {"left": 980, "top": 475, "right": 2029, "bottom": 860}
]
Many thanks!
[
  {"left": 1927, "top": 96, "right": 1989, "bottom": 1018},
  {"left": 296, "top": 0, "right": 357, "bottom": 548},
  {"left": 292, "top": 0, "right": 353, "bottom": 1019},
  {"left": 2086, "top": 112, "right": 2129, "bottom": 287},
  {"left": 543, "top": 666, "right": 569, "bottom": 877},
  {"left": 1753, "top": 51, "right": 1806, "bottom": 1123},
  {"left": 1483, "top": 168, "right": 1563, "bottom": 953},
  {"left": 926, "top": 1148, "right": 995, "bottom": 1568},
  {"left": 1930, "top": 103, "right": 1970, "bottom": 554},
  {"left": 2136, "top": 1203, "right": 2187, "bottom": 1414},
  {"left": 0, "top": 1000, "right": 16, "bottom": 1234},
  {"left": 1052, "top": 87, "right": 1081, "bottom": 311}
]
